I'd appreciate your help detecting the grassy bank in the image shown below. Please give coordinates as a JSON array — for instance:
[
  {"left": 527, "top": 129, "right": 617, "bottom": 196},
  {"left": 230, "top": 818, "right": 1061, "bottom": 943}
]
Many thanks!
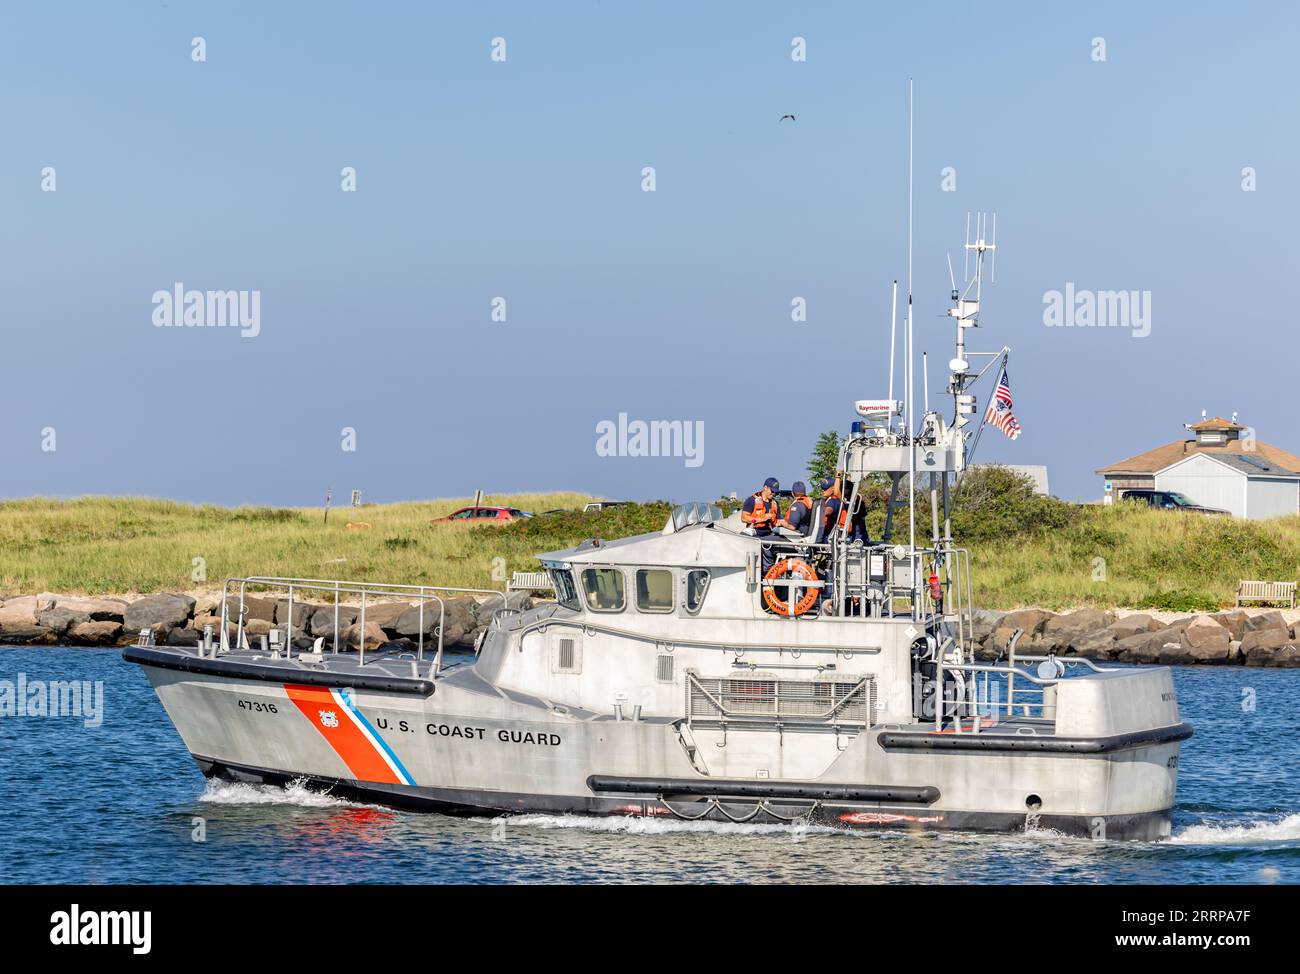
[
  {"left": 971, "top": 503, "right": 1300, "bottom": 610},
  {"left": 0, "top": 493, "right": 595, "bottom": 595},
  {"left": 1, "top": 491, "right": 1298, "bottom": 610}
]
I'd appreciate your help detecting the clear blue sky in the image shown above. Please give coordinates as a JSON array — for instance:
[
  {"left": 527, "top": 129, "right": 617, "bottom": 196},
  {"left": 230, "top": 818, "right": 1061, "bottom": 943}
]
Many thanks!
[{"left": 3, "top": 2, "right": 1296, "bottom": 505}]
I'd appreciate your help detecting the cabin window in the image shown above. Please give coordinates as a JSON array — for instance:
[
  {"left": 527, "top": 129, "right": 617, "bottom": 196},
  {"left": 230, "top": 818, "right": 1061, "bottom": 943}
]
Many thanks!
[
  {"left": 635, "top": 569, "right": 674, "bottom": 613},
  {"left": 580, "top": 568, "right": 625, "bottom": 612},
  {"left": 550, "top": 568, "right": 579, "bottom": 610},
  {"left": 684, "top": 569, "right": 710, "bottom": 614}
]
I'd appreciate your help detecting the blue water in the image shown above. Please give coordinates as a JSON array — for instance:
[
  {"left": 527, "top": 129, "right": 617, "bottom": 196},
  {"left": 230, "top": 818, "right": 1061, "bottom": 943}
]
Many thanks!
[{"left": 0, "top": 647, "right": 1296, "bottom": 884}]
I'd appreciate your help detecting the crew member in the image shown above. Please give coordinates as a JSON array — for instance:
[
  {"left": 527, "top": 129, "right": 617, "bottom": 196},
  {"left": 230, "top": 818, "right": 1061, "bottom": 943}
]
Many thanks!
[
  {"left": 815, "top": 472, "right": 844, "bottom": 545},
  {"left": 780, "top": 481, "right": 814, "bottom": 536},
  {"left": 742, "top": 477, "right": 782, "bottom": 576},
  {"left": 817, "top": 471, "right": 871, "bottom": 545}
]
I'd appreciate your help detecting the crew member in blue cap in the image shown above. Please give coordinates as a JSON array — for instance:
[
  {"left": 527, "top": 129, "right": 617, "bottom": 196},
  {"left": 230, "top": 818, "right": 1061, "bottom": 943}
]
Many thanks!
[
  {"left": 780, "top": 481, "right": 813, "bottom": 536},
  {"left": 815, "top": 472, "right": 844, "bottom": 545},
  {"left": 817, "top": 470, "right": 870, "bottom": 546},
  {"left": 742, "top": 476, "right": 782, "bottom": 576}
]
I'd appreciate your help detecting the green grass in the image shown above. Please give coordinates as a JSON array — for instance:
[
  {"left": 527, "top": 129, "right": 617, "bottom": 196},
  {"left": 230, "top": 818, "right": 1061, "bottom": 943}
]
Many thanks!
[
  {"left": 963, "top": 503, "right": 1300, "bottom": 610},
  {"left": 1, "top": 491, "right": 1297, "bottom": 610},
  {"left": 0, "top": 493, "right": 595, "bottom": 595}
]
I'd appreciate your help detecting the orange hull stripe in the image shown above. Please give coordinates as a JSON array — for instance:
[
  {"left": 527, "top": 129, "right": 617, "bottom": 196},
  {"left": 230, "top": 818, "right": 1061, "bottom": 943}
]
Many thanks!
[{"left": 284, "top": 684, "right": 401, "bottom": 785}]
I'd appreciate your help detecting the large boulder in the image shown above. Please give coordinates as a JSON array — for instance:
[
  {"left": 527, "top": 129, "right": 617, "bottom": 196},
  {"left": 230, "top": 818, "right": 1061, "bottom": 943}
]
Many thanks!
[
  {"left": 1066, "top": 628, "right": 1120, "bottom": 660},
  {"left": 1210, "top": 610, "right": 1250, "bottom": 641},
  {"left": 1240, "top": 627, "right": 1292, "bottom": 664},
  {"left": 244, "top": 619, "right": 273, "bottom": 640},
  {"left": 166, "top": 627, "right": 200, "bottom": 647},
  {"left": 67, "top": 620, "right": 123, "bottom": 646},
  {"left": 38, "top": 606, "right": 90, "bottom": 635},
  {"left": 1157, "top": 641, "right": 1196, "bottom": 666},
  {"left": 1179, "top": 616, "right": 1233, "bottom": 663},
  {"left": 999, "top": 608, "right": 1056, "bottom": 637},
  {"left": 42, "top": 595, "right": 128, "bottom": 622},
  {"left": 222, "top": 595, "right": 277, "bottom": 624},
  {"left": 1040, "top": 608, "right": 1117, "bottom": 652},
  {"left": 191, "top": 614, "right": 235, "bottom": 639},
  {"left": 310, "top": 605, "right": 358, "bottom": 639},
  {"left": 339, "top": 621, "right": 390, "bottom": 651},
  {"left": 361, "top": 601, "right": 411, "bottom": 634},
  {"left": 274, "top": 599, "right": 317, "bottom": 630},
  {"left": 124, "top": 593, "right": 196, "bottom": 638},
  {"left": 0, "top": 622, "right": 57, "bottom": 645},
  {"left": 396, "top": 595, "right": 476, "bottom": 646},
  {"left": 1244, "top": 611, "right": 1288, "bottom": 634},
  {"left": 1115, "top": 628, "right": 1177, "bottom": 664},
  {"left": 193, "top": 593, "right": 223, "bottom": 618},
  {"left": 1106, "top": 613, "right": 1162, "bottom": 637},
  {"left": 1251, "top": 645, "right": 1300, "bottom": 667},
  {"left": 969, "top": 609, "right": 1005, "bottom": 643},
  {"left": 0, "top": 596, "right": 40, "bottom": 627},
  {"left": 1043, "top": 607, "right": 1116, "bottom": 635},
  {"left": 986, "top": 626, "right": 1033, "bottom": 656}
]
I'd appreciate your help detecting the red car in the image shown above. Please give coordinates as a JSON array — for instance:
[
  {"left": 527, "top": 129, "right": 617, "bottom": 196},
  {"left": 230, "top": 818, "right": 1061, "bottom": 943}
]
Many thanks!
[{"left": 430, "top": 506, "right": 533, "bottom": 524}]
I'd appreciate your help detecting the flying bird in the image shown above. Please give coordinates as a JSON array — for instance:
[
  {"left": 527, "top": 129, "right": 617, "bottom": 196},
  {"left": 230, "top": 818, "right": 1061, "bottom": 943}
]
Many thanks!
[{"left": 780, "top": 114, "right": 796, "bottom": 122}]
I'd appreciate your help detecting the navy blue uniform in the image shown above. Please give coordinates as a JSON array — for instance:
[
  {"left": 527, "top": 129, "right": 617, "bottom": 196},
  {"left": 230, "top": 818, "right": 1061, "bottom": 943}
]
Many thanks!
[{"left": 785, "top": 496, "right": 813, "bottom": 535}]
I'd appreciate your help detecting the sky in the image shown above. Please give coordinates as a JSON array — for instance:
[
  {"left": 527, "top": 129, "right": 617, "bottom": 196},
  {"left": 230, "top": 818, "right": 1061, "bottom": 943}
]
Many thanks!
[{"left": 2, "top": 1, "right": 1297, "bottom": 506}]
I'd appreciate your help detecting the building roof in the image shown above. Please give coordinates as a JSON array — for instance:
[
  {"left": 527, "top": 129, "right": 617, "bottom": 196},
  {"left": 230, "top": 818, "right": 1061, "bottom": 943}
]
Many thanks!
[
  {"left": 1162, "top": 452, "right": 1300, "bottom": 479},
  {"left": 1098, "top": 438, "right": 1300, "bottom": 477},
  {"left": 1186, "top": 416, "right": 1245, "bottom": 432}
]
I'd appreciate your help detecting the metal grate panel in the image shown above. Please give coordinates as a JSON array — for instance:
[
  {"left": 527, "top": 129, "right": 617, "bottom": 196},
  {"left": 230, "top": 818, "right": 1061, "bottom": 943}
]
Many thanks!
[
  {"left": 686, "top": 671, "right": 874, "bottom": 726},
  {"left": 656, "top": 654, "right": 675, "bottom": 683},
  {"left": 553, "top": 636, "right": 580, "bottom": 674}
]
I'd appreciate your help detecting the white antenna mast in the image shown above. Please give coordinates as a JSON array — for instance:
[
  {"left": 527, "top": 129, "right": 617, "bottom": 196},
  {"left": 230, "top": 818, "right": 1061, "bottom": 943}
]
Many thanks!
[
  {"left": 906, "top": 79, "right": 916, "bottom": 592},
  {"left": 947, "top": 209, "right": 1002, "bottom": 477}
]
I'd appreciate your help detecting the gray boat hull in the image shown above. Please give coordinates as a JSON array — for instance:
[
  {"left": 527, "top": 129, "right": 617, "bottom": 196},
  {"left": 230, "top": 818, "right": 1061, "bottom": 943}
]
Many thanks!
[{"left": 135, "top": 656, "right": 1186, "bottom": 842}]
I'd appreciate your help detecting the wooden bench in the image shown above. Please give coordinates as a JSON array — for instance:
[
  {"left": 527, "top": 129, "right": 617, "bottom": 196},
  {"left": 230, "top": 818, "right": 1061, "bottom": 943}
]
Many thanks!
[
  {"left": 1236, "top": 580, "right": 1297, "bottom": 609},
  {"left": 507, "top": 571, "right": 555, "bottom": 595}
]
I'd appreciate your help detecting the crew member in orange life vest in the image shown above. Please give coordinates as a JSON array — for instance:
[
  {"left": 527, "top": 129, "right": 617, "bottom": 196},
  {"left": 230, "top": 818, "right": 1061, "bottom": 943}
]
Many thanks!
[
  {"left": 780, "top": 481, "right": 813, "bottom": 536},
  {"left": 742, "top": 477, "right": 782, "bottom": 575},
  {"left": 742, "top": 477, "right": 782, "bottom": 536},
  {"left": 816, "top": 471, "right": 871, "bottom": 545},
  {"left": 815, "top": 472, "right": 844, "bottom": 545}
]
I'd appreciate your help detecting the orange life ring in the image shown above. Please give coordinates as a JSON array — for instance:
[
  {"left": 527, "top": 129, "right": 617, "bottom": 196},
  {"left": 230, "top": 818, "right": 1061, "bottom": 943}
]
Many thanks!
[{"left": 763, "top": 559, "right": 820, "bottom": 616}]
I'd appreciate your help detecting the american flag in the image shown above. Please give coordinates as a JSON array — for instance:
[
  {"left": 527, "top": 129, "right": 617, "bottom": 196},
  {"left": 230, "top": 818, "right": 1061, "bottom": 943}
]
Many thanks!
[{"left": 984, "top": 366, "right": 1022, "bottom": 440}]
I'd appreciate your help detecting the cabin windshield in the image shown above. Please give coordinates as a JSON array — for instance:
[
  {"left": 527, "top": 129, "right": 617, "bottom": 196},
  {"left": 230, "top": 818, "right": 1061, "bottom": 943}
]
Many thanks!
[
  {"left": 635, "top": 569, "right": 674, "bottom": 613},
  {"left": 550, "top": 568, "right": 580, "bottom": 609},
  {"left": 581, "top": 567, "right": 626, "bottom": 612},
  {"left": 685, "top": 569, "right": 710, "bottom": 613}
]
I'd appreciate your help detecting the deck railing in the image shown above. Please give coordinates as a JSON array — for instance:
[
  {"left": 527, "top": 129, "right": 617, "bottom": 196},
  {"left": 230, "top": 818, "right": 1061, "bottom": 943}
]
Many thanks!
[
  {"left": 217, "top": 576, "right": 507, "bottom": 675},
  {"left": 931, "top": 628, "right": 1115, "bottom": 730}
]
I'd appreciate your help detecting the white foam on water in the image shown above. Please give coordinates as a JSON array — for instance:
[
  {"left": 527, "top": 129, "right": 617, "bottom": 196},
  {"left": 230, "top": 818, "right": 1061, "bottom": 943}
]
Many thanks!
[
  {"left": 1170, "top": 812, "right": 1300, "bottom": 846},
  {"left": 483, "top": 812, "right": 843, "bottom": 838},
  {"left": 198, "top": 778, "right": 375, "bottom": 810}
]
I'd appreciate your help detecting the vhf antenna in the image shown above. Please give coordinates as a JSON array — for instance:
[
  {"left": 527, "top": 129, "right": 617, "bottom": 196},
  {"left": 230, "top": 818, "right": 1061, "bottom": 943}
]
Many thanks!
[{"left": 948, "top": 211, "right": 999, "bottom": 434}]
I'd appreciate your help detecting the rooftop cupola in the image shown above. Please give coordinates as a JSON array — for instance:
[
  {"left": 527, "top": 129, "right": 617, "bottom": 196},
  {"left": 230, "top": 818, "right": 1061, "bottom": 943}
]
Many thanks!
[{"left": 1184, "top": 415, "right": 1244, "bottom": 446}]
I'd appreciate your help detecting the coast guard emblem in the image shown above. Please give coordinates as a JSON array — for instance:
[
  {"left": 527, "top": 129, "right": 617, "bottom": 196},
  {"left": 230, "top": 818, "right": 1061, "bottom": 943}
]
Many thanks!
[{"left": 318, "top": 710, "right": 339, "bottom": 729}]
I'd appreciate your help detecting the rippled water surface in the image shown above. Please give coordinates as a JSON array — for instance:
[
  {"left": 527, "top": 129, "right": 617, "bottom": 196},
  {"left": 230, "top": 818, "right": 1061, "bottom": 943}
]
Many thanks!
[{"left": 1, "top": 647, "right": 1295, "bottom": 884}]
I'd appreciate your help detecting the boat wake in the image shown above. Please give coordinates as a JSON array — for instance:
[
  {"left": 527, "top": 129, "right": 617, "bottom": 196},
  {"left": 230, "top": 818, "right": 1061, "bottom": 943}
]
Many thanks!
[
  {"left": 198, "top": 778, "right": 376, "bottom": 810},
  {"left": 1170, "top": 813, "right": 1300, "bottom": 846},
  {"left": 484, "top": 812, "right": 844, "bottom": 838}
]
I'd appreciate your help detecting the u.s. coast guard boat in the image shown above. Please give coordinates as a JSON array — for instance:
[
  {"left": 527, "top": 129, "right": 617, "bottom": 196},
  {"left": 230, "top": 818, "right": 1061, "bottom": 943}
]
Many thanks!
[{"left": 125, "top": 216, "right": 1191, "bottom": 840}]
